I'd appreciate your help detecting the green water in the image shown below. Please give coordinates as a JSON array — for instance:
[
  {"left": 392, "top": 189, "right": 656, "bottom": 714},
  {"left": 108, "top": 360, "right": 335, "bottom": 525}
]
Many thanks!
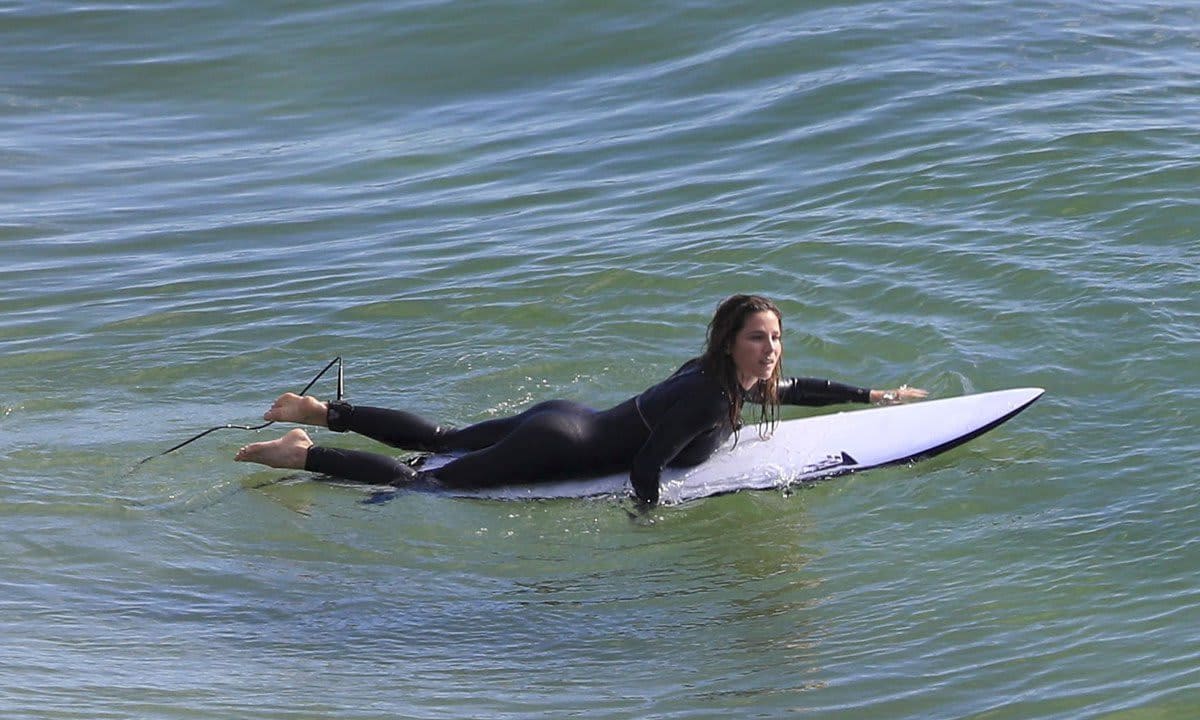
[{"left": 2, "top": 0, "right": 1198, "bottom": 717}]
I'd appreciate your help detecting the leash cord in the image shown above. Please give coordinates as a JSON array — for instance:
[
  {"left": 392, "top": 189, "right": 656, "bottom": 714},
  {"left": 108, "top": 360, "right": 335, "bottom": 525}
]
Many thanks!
[{"left": 131, "top": 356, "right": 343, "bottom": 468}]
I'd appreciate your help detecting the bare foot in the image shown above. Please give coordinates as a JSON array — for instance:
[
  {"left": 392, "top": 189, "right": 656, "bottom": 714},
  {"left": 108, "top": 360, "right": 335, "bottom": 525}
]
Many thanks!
[
  {"left": 263, "top": 392, "right": 329, "bottom": 426},
  {"left": 234, "top": 428, "right": 313, "bottom": 469}
]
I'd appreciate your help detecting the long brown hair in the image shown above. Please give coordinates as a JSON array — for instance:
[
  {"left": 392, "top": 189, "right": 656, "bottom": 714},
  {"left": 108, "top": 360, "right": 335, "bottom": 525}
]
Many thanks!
[{"left": 699, "top": 294, "right": 783, "bottom": 438}]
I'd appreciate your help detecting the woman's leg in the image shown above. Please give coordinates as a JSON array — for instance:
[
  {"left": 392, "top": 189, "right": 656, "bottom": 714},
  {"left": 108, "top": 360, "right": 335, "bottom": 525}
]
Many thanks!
[
  {"left": 239, "top": 399, "right": 605, "bottom": 487},
  {"left": 322, "top": 398, "right": 590, "bottom": 454},
  {"left": 235, "top": 429, "right": 418, "bottom": 485},
  {"left": 433, "top": 402, "right": 604, "bottom": 488},
  {"left": 304, "top": 446, "right": 418, "bottom": 485},
  {"left": 260, "top": 393, "right": 450, "bottom": 451}
]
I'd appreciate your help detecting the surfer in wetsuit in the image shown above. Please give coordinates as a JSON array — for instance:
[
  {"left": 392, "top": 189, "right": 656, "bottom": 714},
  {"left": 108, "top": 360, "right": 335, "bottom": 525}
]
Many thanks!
[{"left": 234, "top": 294, "right": 927, "bottom": 504}]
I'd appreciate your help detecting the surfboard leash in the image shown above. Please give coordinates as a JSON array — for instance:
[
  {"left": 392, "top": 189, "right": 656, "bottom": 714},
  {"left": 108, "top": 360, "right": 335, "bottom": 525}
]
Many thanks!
[{"left": 130, "top": 356, "right": 345, "bottom": 470}]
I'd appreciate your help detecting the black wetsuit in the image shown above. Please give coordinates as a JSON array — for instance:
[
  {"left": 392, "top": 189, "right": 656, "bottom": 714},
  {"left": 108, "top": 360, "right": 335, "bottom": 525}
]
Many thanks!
[{"left": 305, "top": 359, "right": 871, "bottom": 503}]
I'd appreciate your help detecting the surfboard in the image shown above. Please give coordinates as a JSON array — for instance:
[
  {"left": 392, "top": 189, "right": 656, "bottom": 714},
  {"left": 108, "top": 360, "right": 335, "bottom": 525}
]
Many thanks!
[{"left": 420, "top": 387, "right": 1043, "bottom": 504}]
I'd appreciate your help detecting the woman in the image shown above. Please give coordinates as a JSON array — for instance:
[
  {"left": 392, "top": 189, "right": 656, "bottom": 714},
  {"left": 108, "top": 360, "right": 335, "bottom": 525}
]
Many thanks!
[{"left": 235, "top": 295, "right": 927, "bottom": 504}]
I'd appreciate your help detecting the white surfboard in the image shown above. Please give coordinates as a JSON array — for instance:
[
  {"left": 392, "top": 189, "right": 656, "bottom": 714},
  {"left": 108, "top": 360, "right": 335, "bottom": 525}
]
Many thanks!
[{"left": 421, "top": 388, "right": 1043, "bottom": 504}]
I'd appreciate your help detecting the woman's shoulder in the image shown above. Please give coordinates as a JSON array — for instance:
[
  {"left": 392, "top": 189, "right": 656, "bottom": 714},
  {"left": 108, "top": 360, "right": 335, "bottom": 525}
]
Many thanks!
[
  {"left": 669, "top": 356, "right": 703, "bottom": 377},
  {"left": 662, "top": 359, "right": 730, "bottom": 409},
  {"left": 667, "top": 357, "right": 720, "bottom": 388},
  {"left": 644, "top": 358, "right": 724, "bottom": 402}
]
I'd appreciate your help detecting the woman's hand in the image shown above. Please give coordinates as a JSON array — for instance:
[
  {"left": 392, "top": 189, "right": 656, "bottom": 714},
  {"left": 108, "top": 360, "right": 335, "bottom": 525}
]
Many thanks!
[{"left": 870, "top": 385, "right": 929, "bottom": 406}]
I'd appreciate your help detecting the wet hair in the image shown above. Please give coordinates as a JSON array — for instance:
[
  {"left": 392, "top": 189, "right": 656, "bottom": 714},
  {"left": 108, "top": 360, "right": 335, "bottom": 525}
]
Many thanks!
[{"left": 699, "top": 294, "right": 783, "bottom": 438}]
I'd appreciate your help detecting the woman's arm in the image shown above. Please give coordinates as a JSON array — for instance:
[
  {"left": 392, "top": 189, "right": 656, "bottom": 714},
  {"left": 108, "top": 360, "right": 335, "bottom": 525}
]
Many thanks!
[
  {"left": 867, "top": 385, "right": 928, "bottom": 405},
  {"left": 629, "top": 392, "right": 728, "bottom": 505},
  {"left": 773, "top": 378, "right": 928, "bottom": 406},
  {"left": 775, "top": 377, "right": 870, "bottom": 405}
]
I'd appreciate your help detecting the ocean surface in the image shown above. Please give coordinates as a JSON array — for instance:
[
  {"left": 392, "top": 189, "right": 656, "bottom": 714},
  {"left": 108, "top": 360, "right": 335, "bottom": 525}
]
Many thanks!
[{"left": 2, "top": 0, "right": 1198, "bottom": 717}]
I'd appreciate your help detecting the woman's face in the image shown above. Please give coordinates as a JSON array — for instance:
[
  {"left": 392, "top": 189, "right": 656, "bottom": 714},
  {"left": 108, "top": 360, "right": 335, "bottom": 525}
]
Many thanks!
[{"left": 730, "top": 310, "right": 782, "bottom": 389}]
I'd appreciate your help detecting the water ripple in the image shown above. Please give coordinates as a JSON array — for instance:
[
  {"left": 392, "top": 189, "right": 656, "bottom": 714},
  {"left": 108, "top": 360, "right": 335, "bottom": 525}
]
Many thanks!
[{"left": 3, "top": 0, "right": 1199, "bottom": 717}]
